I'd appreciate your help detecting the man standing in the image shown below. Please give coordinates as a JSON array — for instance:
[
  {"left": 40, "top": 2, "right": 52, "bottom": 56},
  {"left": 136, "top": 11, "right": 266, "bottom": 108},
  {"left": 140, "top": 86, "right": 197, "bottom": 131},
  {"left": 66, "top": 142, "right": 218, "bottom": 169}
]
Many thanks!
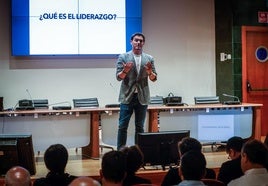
[{"left": 116, "top": 32, "right": 157, "bottom": 150}]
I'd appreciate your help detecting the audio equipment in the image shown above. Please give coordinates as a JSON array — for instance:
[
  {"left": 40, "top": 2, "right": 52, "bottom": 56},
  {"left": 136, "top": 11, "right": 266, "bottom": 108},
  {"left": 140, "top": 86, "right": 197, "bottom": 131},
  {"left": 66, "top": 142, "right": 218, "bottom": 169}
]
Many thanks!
[
  {"left": 163, "top": 93, "right": 183, "bottom": 106},
  {"left": 16, "top": 89, "right": 35, "bottom": 110},
  {"left": 16, "top": 99, "right": 34, "bottom": 110}
]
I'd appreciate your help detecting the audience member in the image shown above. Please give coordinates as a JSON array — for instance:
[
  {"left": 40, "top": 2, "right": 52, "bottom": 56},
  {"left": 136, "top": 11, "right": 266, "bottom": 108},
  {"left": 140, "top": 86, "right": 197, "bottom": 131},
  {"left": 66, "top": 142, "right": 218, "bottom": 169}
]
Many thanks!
[
  {"left": 264, "top": 133, "right": 268, "bottom": 148},
  {"left": 217, "top": 136, "right": 244, "bottom": 185},
  {"left": 120, "top": 145, "right": 151, "bottom": 186},
  {"left": 5, "top": 166, "right": 31, "bottom": 186},
  {"left": 228, "top": 139, "right": 268, "bottom": 186},
  {"left": 264, "top": 134, "right": 268, "bottom": 170},
  {"left": 69, "top": 176, "right": 101, "bottom": 186},
  {"left": 177, "top": 150, "right": 206, "bottom": 186},
  {"left": 161, "top": 137, "right": 215, "bottom": 186},
  {"left": 100, "top": 150, "right": 126, "bottom": 186},
  {"left": 33, "top": 144, "right": 77, "bottom": 186}
]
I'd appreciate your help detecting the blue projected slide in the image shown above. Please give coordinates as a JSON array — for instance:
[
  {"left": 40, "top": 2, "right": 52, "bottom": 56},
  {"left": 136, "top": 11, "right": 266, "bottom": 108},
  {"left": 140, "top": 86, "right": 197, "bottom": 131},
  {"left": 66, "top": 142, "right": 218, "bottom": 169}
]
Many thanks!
[{"left": 11, "top": 0, "right": 142, "bottom": 56}]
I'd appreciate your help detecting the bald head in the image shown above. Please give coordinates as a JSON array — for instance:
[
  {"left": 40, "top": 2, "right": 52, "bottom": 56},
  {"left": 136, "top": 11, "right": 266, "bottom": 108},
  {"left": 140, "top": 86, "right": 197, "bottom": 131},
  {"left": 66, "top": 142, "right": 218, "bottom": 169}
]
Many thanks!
[
  {"left": 5, "top": 166, "right": 31, "bottom": 186},
  {"left": 69, "top": 176, "right": 100, "bottom": 186}
]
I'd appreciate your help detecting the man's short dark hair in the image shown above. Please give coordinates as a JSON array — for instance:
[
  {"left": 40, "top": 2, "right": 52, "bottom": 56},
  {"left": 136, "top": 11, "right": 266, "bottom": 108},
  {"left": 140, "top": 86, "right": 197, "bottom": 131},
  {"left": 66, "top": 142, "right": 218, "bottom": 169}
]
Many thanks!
[
  {"left": 130, "top": 32, "right": 145, "bottom": 42},
  {"left": 101, "top": 150, "right": 126, "bottom": 183},
  {"left": 178, "top": 137, "right": 202, "bottom": 155},
  {"left": 180, "top": 150, "right": 206, "bottom": 180},
  {"left": 242, "top": 139, "right": 268, "bottom": 166},
  {"left": 120, "top": 145, "right": 144, "bottom": 174},
  {"left": 44, "top": 144, "right": 68, "bottom": 173},
  {"left": 226, "top": 136, "right": 244, "bottom": 153}
]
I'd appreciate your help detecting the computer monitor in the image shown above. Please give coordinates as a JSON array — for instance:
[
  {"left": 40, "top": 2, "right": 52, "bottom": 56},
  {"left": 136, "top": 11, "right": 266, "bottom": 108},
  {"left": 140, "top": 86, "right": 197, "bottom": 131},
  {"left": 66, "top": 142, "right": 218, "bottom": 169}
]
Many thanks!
[
  {"left": 0, "top": 134, "right": 36, "bottom": 175},
  {"left": 137, "top": 130, "right": 190, "bottom": 170}
]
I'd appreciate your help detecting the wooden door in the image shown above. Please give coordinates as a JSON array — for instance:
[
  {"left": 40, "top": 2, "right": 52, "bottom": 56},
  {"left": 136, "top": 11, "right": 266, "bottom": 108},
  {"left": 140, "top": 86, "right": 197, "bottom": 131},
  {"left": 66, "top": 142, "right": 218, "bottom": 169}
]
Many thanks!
[{"left": 242, "top": 26, "right": 268, "bottom": 136}]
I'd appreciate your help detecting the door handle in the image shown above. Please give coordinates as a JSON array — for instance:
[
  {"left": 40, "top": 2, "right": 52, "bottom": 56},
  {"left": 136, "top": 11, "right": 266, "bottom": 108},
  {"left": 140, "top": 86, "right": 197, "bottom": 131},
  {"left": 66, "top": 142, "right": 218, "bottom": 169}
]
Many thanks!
[{"left": 247, "top": 81, "right": 268, "bottom": 92}]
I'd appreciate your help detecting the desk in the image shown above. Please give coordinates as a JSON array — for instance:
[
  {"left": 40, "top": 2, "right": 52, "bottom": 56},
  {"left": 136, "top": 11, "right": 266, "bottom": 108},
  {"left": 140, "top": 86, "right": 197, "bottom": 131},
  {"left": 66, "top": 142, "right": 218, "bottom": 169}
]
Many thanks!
[
  {"left": 93, "top": 103, "right": 262, "bottom": 158},
  {"left": 0, "top": 103, "right": 262, "bottom": 159},
  {"left": 0, "top": 108, "right": 102, "bottom": 159},
  {"left": 148, "top": 103, "right": 262, "bottom": 140}
]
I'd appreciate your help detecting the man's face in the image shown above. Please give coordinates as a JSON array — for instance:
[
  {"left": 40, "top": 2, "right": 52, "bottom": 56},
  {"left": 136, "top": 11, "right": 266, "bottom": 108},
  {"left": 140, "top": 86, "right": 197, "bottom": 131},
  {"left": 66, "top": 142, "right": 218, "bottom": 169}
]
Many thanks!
[{"left": 131, "top": 35, "right": 145, "bottom": 52}]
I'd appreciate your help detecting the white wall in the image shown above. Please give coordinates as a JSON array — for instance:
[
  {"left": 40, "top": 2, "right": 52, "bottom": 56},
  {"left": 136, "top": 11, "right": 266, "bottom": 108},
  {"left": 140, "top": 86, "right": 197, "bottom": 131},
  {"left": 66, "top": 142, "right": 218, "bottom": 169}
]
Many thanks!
[{"left": 0, "top": 0, "right": 215, "bottom": 108}]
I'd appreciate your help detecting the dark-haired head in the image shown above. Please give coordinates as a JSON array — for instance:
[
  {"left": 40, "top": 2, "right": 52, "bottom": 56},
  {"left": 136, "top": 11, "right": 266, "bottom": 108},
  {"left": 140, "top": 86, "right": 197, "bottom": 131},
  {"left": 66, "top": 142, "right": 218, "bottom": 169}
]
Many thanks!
[
  {"left": 131, "top": 32, "right": 145, "bottom": 42},
  {"left": 226, "top": 136, "right": 244, "bottom": 153},
  {"left": 179, "top": 150, "right": 206, "bottom": 180},
  {"left": 120, "top": 145, "right": 144, "bottom": 174},
  {"left": 178, "top": 137, "right": 202, "bottom": 156},
  {"left": 241, "top": 139, "right": 268, "bottom": 167},
  {"left": 101, "top": 150, "right": 126, "bottom": 184},
  {"left": 44, "top": 144, "right": 68, "bottom": 174}
]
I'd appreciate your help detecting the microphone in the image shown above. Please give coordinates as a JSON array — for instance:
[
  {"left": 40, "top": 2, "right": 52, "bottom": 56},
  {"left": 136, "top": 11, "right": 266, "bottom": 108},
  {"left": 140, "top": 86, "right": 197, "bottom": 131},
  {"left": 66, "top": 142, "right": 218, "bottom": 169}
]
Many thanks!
[
  {"left": 26, "top": 89, "right": 35, "bottom": 108},
  {"left": 222, "top": 94, "right": 241, "bottom": 105}
]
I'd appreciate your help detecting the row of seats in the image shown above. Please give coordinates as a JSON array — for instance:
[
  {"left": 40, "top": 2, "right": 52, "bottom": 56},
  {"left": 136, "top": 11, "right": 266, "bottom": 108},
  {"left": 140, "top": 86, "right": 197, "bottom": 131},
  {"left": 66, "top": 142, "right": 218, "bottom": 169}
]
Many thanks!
[
  {"left": 16, "top": 96, "right": 164, "bottom": 111},
  {"left": 15, "top": 97, "right": 100, "bottom": 110}
]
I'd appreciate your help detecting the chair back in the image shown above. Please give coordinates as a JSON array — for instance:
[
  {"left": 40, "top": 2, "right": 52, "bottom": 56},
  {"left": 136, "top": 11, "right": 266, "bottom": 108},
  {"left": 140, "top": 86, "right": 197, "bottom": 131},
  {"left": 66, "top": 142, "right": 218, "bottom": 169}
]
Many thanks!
[{"left": 73, "top": 98, "right": 99, "bottom": 108}]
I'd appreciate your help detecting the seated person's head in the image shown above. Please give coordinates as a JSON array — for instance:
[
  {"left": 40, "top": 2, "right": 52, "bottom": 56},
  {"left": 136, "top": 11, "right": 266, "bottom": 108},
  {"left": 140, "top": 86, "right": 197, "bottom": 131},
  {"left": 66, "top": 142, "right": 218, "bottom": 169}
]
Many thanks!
[
  {"left": 241, "top": 139, "right": 268, "bottom": 173},
  {"left": 44, "top": 144, "right": 68, "bottom": 174},
  {"left": 178, "top": 137, "right": 202, "bottom": 156},
  {"left": 100, "top": 150, "right": 126, "bottom": 184},
  {"left": 5, "top": 166, "right": 31, "bottom": 186},
  {"left": 179, "top": 150, "right": 206, "bottom": 181},
  {"left": 226, "top": 136, "right": 244, "bottom": 159},
  {"left": 69, "top": 176, "right": 100, "bottom": 186},
  {"left": 120, "top": 145, "right": 144, "bottom": 175}
]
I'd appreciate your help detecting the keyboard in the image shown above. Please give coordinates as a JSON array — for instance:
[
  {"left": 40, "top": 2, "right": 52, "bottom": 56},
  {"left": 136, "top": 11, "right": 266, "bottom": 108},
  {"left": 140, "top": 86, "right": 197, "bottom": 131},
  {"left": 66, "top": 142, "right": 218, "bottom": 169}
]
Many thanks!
[
  {"left": 52, "top": 106, "right": 72, "bottom": 110},
  {"left": 105, "top": 104, "right": 120, "bottom": 108},
  {"left": 16, "top": 106, "right": 35, "bottom": 110}
]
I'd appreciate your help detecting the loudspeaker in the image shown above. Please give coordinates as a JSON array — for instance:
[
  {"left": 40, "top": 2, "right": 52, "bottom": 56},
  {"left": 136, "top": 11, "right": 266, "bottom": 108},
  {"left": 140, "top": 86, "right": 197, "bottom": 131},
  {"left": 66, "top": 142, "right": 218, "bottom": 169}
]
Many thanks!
[{"left": 0, "top": 97, "right": 3, "bottom": 111}]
